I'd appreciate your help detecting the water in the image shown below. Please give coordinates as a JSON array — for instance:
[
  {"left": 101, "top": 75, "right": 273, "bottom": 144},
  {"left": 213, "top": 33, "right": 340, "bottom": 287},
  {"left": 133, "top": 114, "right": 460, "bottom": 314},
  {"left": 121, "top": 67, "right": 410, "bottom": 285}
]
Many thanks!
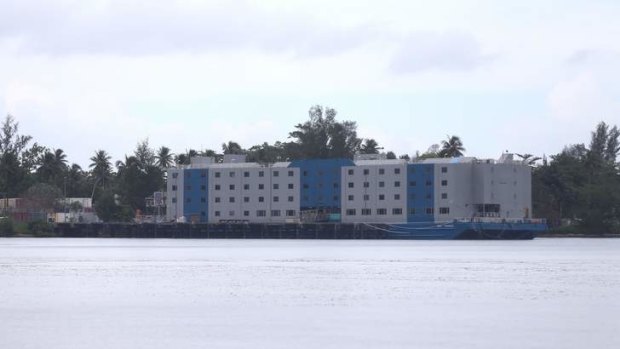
[{"left": 1, "top": 238, "right": 619, "bottom": 349}]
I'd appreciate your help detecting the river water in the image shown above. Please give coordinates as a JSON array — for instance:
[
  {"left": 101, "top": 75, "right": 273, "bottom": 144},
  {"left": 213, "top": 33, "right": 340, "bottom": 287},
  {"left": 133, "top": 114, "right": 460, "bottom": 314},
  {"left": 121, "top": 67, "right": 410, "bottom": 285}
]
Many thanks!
[{"left": 0, "top": 238, "right": 618, "bottom": 349}]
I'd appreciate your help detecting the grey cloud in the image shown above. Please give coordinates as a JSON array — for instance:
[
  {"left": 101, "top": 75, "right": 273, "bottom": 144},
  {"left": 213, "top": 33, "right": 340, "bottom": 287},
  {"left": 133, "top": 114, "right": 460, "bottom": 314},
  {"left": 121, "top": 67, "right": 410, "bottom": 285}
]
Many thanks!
[
  {"left": 390, "top": 32, "right": 494, "bottom": 74},
  {"left": 0, "top": 0, "right": 375, "bottom": 57},
  {"left": 567, "top": 49, "right": 620, "bottom": 65}
]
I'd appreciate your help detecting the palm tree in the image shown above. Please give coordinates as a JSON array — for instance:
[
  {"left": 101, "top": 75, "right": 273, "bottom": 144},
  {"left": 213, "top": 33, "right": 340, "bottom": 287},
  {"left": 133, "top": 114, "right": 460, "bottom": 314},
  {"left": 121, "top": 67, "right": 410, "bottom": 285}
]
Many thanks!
[
  {"left": 222, "top": 141, "right": 244, "bottom": 155},
  {"left": 516, "top": 153, "right": 542, "bottom": 166},
  {"left": 359, "top": 139, "right": 381, "bottom": 154},
  {"left": 155, "top": 146, "right": 174, "bottom": 169},
  {"left": 89, "top": 150, "right": 112, "bottom": 198},
  {"left": 439, "top": 135, "right": 465, "bottom": 158}
]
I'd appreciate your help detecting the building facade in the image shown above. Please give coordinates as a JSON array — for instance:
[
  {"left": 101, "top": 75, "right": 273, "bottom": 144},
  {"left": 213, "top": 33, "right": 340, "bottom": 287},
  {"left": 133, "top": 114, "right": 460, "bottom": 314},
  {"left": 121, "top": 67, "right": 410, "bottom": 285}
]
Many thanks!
[{"left": 166, "top": 154, "right": 533, "bottom": 223}]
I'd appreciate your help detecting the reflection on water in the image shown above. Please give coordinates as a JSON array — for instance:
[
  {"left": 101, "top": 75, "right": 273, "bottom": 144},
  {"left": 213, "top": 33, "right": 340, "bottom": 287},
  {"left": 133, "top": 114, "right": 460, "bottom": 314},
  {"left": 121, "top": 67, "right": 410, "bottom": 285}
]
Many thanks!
[{"left": 1, "top": 238, "right": 619, "bottom": 349}]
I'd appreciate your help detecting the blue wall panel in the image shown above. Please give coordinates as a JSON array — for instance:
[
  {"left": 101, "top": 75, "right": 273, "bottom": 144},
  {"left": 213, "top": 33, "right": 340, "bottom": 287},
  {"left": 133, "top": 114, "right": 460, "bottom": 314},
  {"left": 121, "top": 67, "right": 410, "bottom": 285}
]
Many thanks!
[
  {"left": 407, "top": 164, "right": 434, "bottom": 222},
  {"left": 288, "top": 159, "right": 355, "bottom": 212},
  {"left": 183, "top": 168, "right": 209, "bottom": 222}
]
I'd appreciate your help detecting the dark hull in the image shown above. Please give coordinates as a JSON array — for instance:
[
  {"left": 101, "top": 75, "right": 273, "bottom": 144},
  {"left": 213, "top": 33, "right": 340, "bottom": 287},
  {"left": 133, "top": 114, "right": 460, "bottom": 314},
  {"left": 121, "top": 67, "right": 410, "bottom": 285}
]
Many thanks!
[{"left": 54, "top": 221, "right": 546, "bottom": 240}]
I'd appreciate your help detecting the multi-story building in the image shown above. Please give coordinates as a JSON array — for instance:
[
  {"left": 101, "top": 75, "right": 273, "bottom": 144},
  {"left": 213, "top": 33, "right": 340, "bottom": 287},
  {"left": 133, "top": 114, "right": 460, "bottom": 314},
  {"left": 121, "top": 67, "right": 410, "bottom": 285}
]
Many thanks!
[{"left": 166, "top": 153, "right": 533, "bottom": 224}]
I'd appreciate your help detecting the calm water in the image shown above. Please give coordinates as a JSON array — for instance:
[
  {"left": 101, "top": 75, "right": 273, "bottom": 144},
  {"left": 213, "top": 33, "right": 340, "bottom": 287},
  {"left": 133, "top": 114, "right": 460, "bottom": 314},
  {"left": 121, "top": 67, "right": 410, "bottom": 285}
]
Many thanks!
[{"left": 0, "top": 238, "right": 619, "bottom": 349}]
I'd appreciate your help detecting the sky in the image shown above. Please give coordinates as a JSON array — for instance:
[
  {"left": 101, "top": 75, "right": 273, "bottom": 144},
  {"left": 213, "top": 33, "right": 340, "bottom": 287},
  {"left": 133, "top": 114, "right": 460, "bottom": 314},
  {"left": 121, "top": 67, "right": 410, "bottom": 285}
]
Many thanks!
[{"left": 1, "top": 0, "right": 619, "bottom": 167}]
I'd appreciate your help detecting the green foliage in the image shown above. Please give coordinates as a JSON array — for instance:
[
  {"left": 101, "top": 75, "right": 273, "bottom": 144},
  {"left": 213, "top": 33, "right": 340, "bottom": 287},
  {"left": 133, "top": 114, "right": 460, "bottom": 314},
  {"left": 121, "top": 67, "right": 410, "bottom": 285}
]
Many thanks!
[
  {"left": 438, "top": 135, "right": 465, "bottom": 158},
  {"left": 28, "top": 220, "right": 55, "bottom": 237},
  {"left": 94, "top": 191, "right": 133, "bottom": 222},
  {"left": 533, "top": 121, "right": 620, "bottom": 234},
  {"left": 0, "top": 218, "right": 14, "bottom": 237},
  {"left": 288, "top": 105, "right": 362, "bottom": 159}
]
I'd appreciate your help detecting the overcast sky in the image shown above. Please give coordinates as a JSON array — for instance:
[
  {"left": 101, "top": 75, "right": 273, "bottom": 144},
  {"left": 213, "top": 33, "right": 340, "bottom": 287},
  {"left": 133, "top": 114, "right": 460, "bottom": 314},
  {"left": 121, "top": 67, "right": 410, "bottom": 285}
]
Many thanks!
[{"left": 1, "top": 0, "right": 619, "bottom": 167}]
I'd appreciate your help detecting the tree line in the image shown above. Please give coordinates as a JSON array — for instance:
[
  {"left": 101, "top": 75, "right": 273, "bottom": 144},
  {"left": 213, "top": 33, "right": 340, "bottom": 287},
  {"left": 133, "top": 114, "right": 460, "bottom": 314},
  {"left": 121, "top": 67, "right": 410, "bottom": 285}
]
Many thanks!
[{"left": 1, "top": 105, "right": 617, "bottom": 233}]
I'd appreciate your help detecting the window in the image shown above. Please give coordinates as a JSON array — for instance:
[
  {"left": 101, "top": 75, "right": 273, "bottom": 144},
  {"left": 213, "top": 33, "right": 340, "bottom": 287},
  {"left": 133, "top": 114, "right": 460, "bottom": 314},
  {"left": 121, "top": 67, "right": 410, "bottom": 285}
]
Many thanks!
[
  {"left": 215, "top": 184, "right": 221, "bottom": 190},
  {"left": 201, "top": 171, "right": 207, "bottom": 178},
  {"left": 425, "top": 180, "right": 432, "bottom": 186},
  {"left": 259, "top": 171, "right": 264, "bottom": 177},
  {"left": 185, "top": 172, "right": 191, "bottom": 178},
  {"left": 185, "top": 185, "right": 191, "bottom": 191},
  {"left": 303, "top": 171, "right": 308, "bottom": 176},
  {"left": 201, "top": 185, "right": 206, "bottom": 191},
  {"left": 363, "top": 194, "right": 369, "bottom": 201},
  {"left": 288, "top": 196, "right": 294, "bottom": 202},
  {"left": 288, "top": 183, "right": 294, "bottom": 189},
  {"left": 286, "top": 210, "right": 296, "bottom": 217},
  {"left": 361, "top": 209, "right": 371, "bottom": 216},
  {"left": 379, "top": 181, "right": 385, "bottom": 188},
  {"left": 441, "top": 166, "right": 447, "bottom": 173},
  {"left": 244, "top": 171, "right": 250, "bottom": 177},
  {"left": 172, "top": 185, "right": 177, "bottom": 191},
  {"left": 379, "top": 168, "right": 385, "bottom": 175},
  {"left": 303, "top": 196, "right": 309, "bottom": 201},
  {"left": 201, "top": 211, "right": 206, "bottom": 216},
  {"left": 244, "top": 184, "right": 249, "bottom": 190},
  {"left": 348, "top": 182, "right": 354, "bottom": 188},
  {"left": 408, "top": 208, "right": 416, "bottom": 215},
  {"left": 214, "top": 211, "right": 220, "bottom": 217},
  {"left": 257, "top": 210, "right": 266, "bottom": 217},
  {"left": 426, "top": 193, "right": 432, "bottom": 199},
  {"left": 348, "top": 169, "right": 354, "bottom": 175},
  {"left": 259, "top": 184, "right": 265, "bottom": 190},
  {"left": 273, "top": 196, "right": 279, "bottom": 202},
  {"left": 441, "top": 193, "right": 448, "bottom": 199},
  {"left": 394, "top": 194, "right": 400, "bottom": 200},
  {"left": 441, "top": 180, "right": 448, "bottom": 186},
  {"left": 244, "top": 211, "right": 250, "bottom": 217},
  {"left": 333, "top": 195, "right": 339, "bottom": 201},
  {"left": 258, "top": 196, "right": 264, "bottom": 202},
  {"left": 409, "top": 181, "right": 416, "bottom": 187},
  {"left": 426, "top": 207, "right": 434, "bottom": 215},
  {"left": 229, "top": 210, "right": 235, "bottom": 217},
  {"left": 392, "top": 208, "right": 403, "bottom": 215},
  {"left": 272, "top": 183, "right": 279, "bottom": 190},
  {"left": 363, "top": 182, "right": 369, "bottom": 188},
  {"left": 229, "top": 184, "right": 235, "bottom": 190},
  {"left": 348, "top": 195, "right": 354, "bottom": 201},
  {"left": 377, "top": 208, "right": 387, "bottom": 215},
  {"left": 303, "top": 184, "right": 309, "bottom": 189},
  {"left": 288, "top": 170, "right": 294, "bottom": 177},
  {"left": 171, "top": 197, "right": 177, "bottom": 203},
  {"left": 201, "top": 197, "right": 206, "bottom": 203},
  {"left": 215, "top": 197, "right": 221, "bottom": 203},
  {"left": 229, "top": 171, "right": 235, "bottom": 178},
  {"left": 244, "top": 197, "right": 250, "bottom": 203},
  {"left": 273, "top": 170, "right": 279, "bottom": 177},
  {"left": 394, "top": 181, "right": 401, "bottom": 187},
  {"left": 394, "top": 168, "right": 401, "bottom": 174},
  {"left": 271, "top": 210, "right": 281, "bottom": 217},
  {"left": 363, "top": 169, "right": 369, "bottom": 175},
  {"left": 409, "top": 194, "right": 416, "bottom": 200},
  {"left": 229, "top": 197, "right": 235, "bottom": 203},
  {"left": 346, "top": 209, "right": 356, "bottom": 216},
  {"left": 333, "top": 183, "right": 339, "bottom": 188},
  {"left": 215, "top": 172, "right": 221, "bottom": 178},
  {"left": 439, "top": 207, "right": 450, "bottom": 215},
  {"left": 172, "top": 173, "right": 178, "bottom": 179},
  {"left": 379, "top": 194, "right": 385, "bottom": 200}
]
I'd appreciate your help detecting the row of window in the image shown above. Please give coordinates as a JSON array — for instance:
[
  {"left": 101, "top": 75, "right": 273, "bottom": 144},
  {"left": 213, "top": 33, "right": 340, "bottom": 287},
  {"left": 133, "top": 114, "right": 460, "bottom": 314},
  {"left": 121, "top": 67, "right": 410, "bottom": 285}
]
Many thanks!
[
  {"left": 214, "top": 210, "right": 297, "bottom": 217},
  {"left": 214, "top": 196, "right": 295, "bottom": 203},
  {"left": 345, "top": 166, "right": 446, "bottom": 176},
  {"left": 344, "top": 207, "right": 451, "bottom": 216},
  {"left": 214, "top": 170, "right": 295, "bottom": 178},
  {"left": 214, "top": 183, "right": 295, "bottom": 191},
  {"left": 174, "top": 181, "right": 447, "bottom": 192}
]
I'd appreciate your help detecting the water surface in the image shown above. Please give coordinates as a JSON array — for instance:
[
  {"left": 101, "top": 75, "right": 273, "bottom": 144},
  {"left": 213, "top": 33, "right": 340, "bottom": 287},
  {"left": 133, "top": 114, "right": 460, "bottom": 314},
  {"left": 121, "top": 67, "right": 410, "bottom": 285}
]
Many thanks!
[{"left": 1, "top": 238, "right": 619, "bottom": 348}]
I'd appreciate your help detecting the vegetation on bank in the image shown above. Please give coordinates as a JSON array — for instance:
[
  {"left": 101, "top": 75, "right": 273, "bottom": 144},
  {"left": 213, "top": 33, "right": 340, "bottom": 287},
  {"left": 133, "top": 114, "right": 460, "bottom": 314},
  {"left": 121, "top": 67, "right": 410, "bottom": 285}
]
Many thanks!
[{"left": 0, "top": 106, "right": 618, "bottom": 235}]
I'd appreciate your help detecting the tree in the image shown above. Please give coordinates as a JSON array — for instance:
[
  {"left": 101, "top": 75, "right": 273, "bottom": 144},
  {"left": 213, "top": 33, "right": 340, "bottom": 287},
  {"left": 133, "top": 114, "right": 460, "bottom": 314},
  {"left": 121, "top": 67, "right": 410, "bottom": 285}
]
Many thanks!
[
  {"left": 438, "top": 135, "right": 465, "bottom": 158},
  {"left": 134, "top": 139, "right": 155, "bottom": 168},
  {"left": 89, "top": 150, "right": 112, "bottom": 198},
  {"left": 222, "top": 141, "right": 244, "bottom": 155},
  {"left": 155, "top": 146, "right": 174, "bottom": 169},
  {"left": 359, "top": 139, "right": 381, "bottom": 154},
  {"left": 386, "top": 151, "right": 396, "bottom": 159},
  {"left": 288, "top": 105, "right": 361, "bottom": 159},
  {"left": 0, "top": 115, "right": 33, "bottom": 196}
]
